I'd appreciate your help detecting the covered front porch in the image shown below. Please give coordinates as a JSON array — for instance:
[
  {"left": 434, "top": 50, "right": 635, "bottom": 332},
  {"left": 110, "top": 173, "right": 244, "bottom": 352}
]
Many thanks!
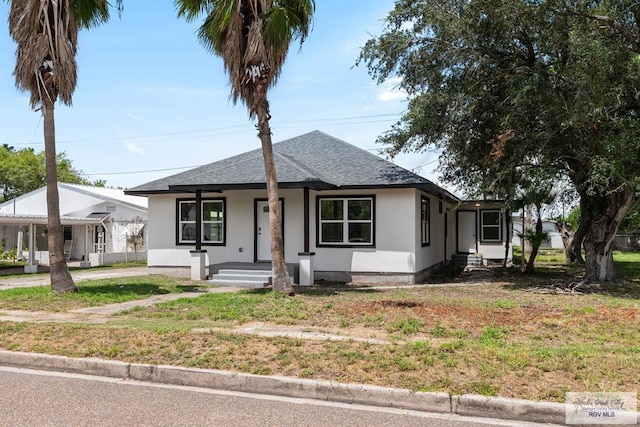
[{"left": 0, "top": 213, "right": 109, "bottom": 273}]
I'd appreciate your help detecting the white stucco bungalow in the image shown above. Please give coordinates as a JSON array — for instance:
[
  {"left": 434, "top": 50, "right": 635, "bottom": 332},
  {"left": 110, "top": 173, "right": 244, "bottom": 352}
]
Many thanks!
[
  {"left": 126, "top": 131, "right": 511, "bottom": 285},
  {"left": 0, "top": 183, "right": 148, "bottom": 269}
]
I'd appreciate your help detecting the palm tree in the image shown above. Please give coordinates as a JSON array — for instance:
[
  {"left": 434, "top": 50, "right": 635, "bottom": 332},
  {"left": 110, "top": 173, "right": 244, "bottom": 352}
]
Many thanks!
[
  {"left": 9, "top": 0, "right": 121, "bottom": 292},
  {"left": 176, "top": 0, "right": 315, "bottom": 294}
]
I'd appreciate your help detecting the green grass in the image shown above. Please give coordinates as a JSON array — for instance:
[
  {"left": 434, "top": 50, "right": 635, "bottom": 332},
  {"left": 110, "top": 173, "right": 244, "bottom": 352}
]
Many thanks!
[
  {"left": 0, "top": 252, "right": 639, "bottom": 402},
  {"left": 0, "top": 275, "right": 200, "bottom": 311},
  {"left": 613, "top": 251, "right": 640, "bottom": 279}
]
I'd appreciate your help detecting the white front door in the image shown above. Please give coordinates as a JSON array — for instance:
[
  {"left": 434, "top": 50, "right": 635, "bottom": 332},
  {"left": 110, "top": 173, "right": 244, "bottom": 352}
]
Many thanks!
[
  {"left": 257, "top": 201, "right": 271, "bottom": 261},
  {"left": 457, "top": 211, "right": 477, "bottom": 254},
  {"left": 256, "top": 200, "right": 283, "bottom": 261}
]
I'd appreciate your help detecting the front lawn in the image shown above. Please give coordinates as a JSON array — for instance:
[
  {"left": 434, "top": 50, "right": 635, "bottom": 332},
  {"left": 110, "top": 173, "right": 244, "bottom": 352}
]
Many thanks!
[
  {"left": 0, "top": 275, "right": 201, "bottom": 312},
  {"left": 0, "top": 253, "right": 638, "bottom": 402}
]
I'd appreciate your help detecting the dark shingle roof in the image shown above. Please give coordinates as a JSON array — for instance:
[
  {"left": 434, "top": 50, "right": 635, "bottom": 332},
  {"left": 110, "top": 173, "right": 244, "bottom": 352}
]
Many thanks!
[{"left": 126, "top": 131, "right": 458, "bottom": 202}]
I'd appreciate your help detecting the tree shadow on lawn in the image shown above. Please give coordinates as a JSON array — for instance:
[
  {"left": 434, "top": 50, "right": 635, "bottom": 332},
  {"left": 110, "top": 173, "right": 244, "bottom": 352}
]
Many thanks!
[
  {"left": 496, "top": 265, "right": 640, "bottom": 300},
  {"left": 78, "top": 283, "right": 201, "bottom": 297}
]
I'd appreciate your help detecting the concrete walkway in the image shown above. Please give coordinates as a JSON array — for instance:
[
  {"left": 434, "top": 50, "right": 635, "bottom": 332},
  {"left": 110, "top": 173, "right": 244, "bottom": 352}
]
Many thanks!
[{"left": 0, "top": 265, "right": 150, "bottom": 290}]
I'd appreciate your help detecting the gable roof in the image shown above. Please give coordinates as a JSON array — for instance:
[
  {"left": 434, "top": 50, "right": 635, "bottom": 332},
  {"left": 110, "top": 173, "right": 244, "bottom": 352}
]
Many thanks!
[
  {"left": 59, "top": 184, "right": 148, "bottom": 210},
  {"left": 0, "top": 183, "right": 147, "bottom": 213},
  {"left": 126, "top": 131, "right": 459, "bottom": 202}
]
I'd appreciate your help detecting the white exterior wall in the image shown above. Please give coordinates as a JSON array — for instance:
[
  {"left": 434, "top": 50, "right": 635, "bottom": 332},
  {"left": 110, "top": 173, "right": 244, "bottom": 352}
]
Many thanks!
[
  {"left": 414, "top": 192, "right": 455, "bottom": 273},
  {"left": 310, "top": 188, "right": 418, "bottom": 274},
  {"left": 147, "top": 188, "right": 454, "bottom": 278},
  {"left": 147, "top": 189, "right": 304, "bottom": 268},
  {"left": 457, "top": 201, "right": 511, "bottom": 261}
]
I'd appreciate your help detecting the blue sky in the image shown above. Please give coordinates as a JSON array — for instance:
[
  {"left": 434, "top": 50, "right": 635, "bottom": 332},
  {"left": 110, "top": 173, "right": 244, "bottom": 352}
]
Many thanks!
[{"left": 0, "top": 1, "right": 441, "bottom": 190}]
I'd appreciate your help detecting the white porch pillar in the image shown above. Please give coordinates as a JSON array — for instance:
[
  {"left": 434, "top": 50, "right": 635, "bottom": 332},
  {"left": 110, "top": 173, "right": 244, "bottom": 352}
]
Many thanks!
[
  {"left": 80, "top": 224, "right": 91, "bottom": 268},
  {"left": 190, "top": 250, "right": 207, "bottom": 281},
  {"left": 24, "top": 223, "right": 38, "bottom": 273},
  {"left": 298, "top": 252, "right": 315, "bottom": 286}
]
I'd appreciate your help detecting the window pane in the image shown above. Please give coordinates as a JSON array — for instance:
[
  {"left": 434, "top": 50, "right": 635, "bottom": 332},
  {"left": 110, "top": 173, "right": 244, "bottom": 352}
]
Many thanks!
[
  {"left": 483, "top": 211, "right": 500, "bottom": 226},
  {"left": 348, "top": 200, "right": 371, "bottom": 220},
  {"left": 421, "top": 200, "right": 429, "bottom": 221},
  {"left": 483, "top": 227, "right": 500, "bottom": 240},
  {"left": 181, "top": 224, "right": 195, "bottom": 241},
  {"left": 203, "top": 223, "right": 222, "bottom": 242},
  {"left": 321, "top": 223, "right": 343, "bottom": 242},
  {"left": 203, "top": 201, "right": 223, "bottom": 220},
  {"left": 321, "top": 200, "right": 343, "bottom": 220},
  {"left": 180, "top": 202, "right": 196, "bottom": 221},
  {"left": 348, "top": 223, "right": 371, "bottom": 243}
]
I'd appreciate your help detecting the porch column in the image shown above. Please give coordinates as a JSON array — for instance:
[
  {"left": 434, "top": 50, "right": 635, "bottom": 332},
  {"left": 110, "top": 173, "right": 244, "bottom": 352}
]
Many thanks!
[
  {"left": 24, "top": 223, "right": 37, "bottom": 273},
  {"left": 80, "top": 224, "right": 91, "bottom": 268},
  {"left": 195, "top": 190, "right": 202, "bottom": 251},
  {"left": 298, "top": 252, "right": 315, "bottom": 286},
  {"left": 190, "top": 249, "right": 207, "bottom": 281},
  {"left": 303, "top": 187, "right": 310, "bottom": 253}
]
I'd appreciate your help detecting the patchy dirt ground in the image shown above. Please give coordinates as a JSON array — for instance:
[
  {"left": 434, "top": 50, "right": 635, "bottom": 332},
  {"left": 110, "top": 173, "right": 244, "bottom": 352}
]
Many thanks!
[{"left": 0, "top": 265, "right": 639, "bottom": 402}]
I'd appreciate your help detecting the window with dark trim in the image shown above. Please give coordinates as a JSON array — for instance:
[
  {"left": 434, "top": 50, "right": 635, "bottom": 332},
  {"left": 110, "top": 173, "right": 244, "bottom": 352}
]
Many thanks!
[
  {"left": 176, "top": 198, "right": 225, "bottom": 245},
  {"left": 480, "top": 209, "right": 502, "bottom": 242},
  {"left": 317, "top": 196, "right": 374, "bottom": 246},
  {"left": 421, "top": 196, "right": 430, "bottom": 246}
]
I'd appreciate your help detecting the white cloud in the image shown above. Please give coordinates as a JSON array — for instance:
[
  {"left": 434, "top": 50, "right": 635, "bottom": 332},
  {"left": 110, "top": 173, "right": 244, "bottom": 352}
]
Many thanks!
[
  {"left": 124, "top": 141, "right": 145, "bottom": 156},
  {"left": 376, "top": 77, "right": 407, "bottom": 102}
]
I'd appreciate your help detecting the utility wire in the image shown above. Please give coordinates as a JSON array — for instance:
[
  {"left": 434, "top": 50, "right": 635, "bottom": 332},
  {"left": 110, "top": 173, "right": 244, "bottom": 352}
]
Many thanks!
[{"left": 4, "top": 113, "right": 402, "bottom": 147}]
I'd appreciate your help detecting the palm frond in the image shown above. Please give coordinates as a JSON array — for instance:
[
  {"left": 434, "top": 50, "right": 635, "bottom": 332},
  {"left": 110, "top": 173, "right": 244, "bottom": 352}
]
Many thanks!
[{"left": 176, "top": 0, "right": 315, "bottom": 115}]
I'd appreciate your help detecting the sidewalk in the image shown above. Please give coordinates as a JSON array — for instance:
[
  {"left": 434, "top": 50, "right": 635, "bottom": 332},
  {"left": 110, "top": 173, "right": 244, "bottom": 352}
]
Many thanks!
[{"left": 0, "top": 265, "right": 150, "bottom": 290}]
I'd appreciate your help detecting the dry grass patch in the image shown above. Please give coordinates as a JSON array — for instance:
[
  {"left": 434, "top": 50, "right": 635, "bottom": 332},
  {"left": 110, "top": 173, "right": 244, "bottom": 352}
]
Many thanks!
[
  {"left": 1, "top": 277, "right": 639, "bottom": 401},
  {"left": 1, "top": 253, "right": 639, "bottom": 402}
]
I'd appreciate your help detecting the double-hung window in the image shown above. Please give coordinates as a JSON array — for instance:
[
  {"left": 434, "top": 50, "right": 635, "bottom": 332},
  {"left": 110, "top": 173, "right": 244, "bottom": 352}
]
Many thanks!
[
  {"left": 480, "top": 209, "right": 502, "bottom": 242},
  {"left": 318, "top": 196, "right": 374, "bottom": 246},
  {"left": 177, "top": 199, "right": 225, "bottom": 245},
  {"left": 421, "top": 196, "right": 430, "bottom": 246}
]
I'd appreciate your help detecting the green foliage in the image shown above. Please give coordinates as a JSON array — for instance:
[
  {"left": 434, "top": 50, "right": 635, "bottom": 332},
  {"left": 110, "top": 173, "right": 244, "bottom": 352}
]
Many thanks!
[
  {"left": 619, "top": 205, "right": 640, "bottom": 235},
  {"left": 359, "top": 0, "right": 640, "bottom": 280},
  {"left": 561, "top": 206, "right": 581, "bottom": 232},
  {"left": 0, "top": 145, "right": 103, "bottom": 202}
]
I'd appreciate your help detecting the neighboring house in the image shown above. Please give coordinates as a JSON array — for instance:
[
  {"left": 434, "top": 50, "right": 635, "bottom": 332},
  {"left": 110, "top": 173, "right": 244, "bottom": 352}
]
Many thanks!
[
  {"left": 126, "top": 131, "right": 511, "bottom": 284},
  {"left": 511, "top": 216, "right": 564, "bottom": 249},
  {"left": 0, "top": 183, "right": 148, "bottom": 268}
]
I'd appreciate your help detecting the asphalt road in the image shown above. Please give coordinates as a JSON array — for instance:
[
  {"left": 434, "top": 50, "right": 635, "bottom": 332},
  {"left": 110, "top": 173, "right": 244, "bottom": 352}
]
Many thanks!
[{"left": 0, "top": 366, "right": 557, "bottom": 427}]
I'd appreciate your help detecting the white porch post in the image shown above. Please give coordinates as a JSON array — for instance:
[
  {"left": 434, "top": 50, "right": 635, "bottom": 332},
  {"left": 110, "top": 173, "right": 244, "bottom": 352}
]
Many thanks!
[
  {"left": 24, "top": 223, "right": 38, "bottom": 273},
  {"left": 80, "top": 224, "right": 91, "bottom": 268},
  {"left": 190, "top": 250, "right": 207, "bottom": 281},
  {"left": 298, "top": 252, "right": 315, "bottom": 286}
]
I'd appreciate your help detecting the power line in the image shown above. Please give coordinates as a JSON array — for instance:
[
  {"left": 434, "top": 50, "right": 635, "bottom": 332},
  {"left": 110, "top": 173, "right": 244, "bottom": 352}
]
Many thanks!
[
  {"left": 4, "top": 113, "right": 402, "bottom": 147},
  {"left": 85, "top": 165, "right": 203, "bottom": 176}
]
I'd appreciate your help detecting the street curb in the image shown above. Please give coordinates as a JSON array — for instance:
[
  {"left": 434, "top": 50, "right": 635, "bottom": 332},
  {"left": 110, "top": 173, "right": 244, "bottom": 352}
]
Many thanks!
[
  {"left": 129, "top": 363, "right": 452, "bottom": 414},
  {"left": 0, "top": 350, "right": 568, "bottom": 425},
  {"left": 454, "top": 394, "right": 566, "bottom": 425}
]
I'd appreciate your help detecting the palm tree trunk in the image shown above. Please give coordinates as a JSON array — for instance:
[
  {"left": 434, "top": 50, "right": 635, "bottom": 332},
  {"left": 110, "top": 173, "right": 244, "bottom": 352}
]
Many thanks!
[
  {"left": 254, "top": 91, "right": 293, "bottom": 295},
  {"left": 43, "top": 98, "right": 77, "bottom": 293}
]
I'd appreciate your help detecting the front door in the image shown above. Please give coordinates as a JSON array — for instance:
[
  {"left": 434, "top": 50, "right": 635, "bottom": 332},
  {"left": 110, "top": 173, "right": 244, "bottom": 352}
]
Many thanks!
[
  {"left": 457, "top": 211, "right": 477, "bottom": 254},
  {"left": 255, "top": 199, "right": 284, "bottom": 261}
]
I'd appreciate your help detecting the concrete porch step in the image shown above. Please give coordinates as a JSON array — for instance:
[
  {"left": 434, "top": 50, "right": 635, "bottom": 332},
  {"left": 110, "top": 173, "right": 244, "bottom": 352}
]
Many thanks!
[
  {"left": 207, "top": 269, "right": 272, "bottom": 288},
  {"left": 452, "top": 254, "right": 484, "bottom": 267}
]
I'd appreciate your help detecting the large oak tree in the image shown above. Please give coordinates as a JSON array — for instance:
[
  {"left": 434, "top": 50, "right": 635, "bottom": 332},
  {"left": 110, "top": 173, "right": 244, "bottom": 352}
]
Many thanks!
[{"left": 359, "top": 0, "right": 640, "bottom": 282}]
